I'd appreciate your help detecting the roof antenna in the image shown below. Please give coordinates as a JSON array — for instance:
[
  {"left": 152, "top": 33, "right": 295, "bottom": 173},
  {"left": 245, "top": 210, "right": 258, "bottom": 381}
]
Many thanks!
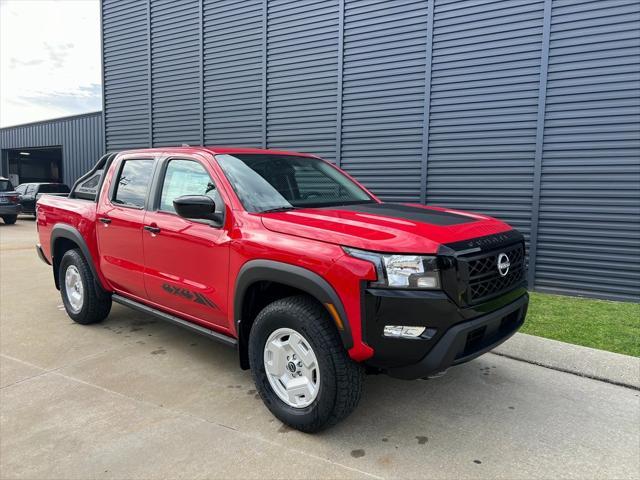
[{"left": 181, "top": 143, "right": 190, "bottom": 147}]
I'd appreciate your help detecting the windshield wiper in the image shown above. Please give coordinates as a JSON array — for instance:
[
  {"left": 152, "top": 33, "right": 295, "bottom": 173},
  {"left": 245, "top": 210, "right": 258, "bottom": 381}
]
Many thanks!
[{"left": 259, "top": 206, "right": 296, "bottom": 214}]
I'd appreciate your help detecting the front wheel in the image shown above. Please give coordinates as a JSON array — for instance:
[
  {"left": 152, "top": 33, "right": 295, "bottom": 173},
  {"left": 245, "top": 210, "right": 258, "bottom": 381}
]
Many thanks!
[
  {"left": 249, "top": 295, "right": 364, "bottom": 432},
  {"left": 59, "top": 249, "right": 112, "bottom": 324},
  {"left": 2, "top": 215, "right": 17, "bottom": 224}
]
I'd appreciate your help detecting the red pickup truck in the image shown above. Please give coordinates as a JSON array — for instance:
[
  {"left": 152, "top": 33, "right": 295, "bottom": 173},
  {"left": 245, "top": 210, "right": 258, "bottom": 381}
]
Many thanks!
[{"left": 36, "top": 147, "right": 528, "bottom": 432}]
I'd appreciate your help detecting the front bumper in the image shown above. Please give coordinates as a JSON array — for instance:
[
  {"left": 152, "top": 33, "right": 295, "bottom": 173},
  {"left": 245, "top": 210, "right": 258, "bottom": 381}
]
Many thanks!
[{"left": 362, "top": 286, "right": 528, "bottom": 379}]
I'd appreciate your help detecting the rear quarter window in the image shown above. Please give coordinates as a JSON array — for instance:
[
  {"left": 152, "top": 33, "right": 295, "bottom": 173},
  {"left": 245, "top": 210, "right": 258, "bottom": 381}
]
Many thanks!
[{"left": 0, "top": 180, "right": 14, "bottom": 192}]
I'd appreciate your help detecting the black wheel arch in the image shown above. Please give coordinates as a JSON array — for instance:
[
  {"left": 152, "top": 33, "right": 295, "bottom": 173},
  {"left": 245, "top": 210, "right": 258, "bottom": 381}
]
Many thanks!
[
  {"left": 234, "top": 259, "right": 354, "bottom": 369},
  {"left": 50, "top": 223, "right": 108, "bottom": 293}
]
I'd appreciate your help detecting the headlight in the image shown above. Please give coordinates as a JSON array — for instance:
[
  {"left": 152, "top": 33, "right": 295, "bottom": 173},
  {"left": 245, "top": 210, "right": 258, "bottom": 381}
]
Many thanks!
[{"left": 343, "top": 247, "right": 440, "bottom": 289}]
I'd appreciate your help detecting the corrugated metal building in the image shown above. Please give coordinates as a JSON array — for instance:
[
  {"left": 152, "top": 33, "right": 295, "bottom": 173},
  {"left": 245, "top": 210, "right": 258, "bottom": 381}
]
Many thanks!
[
  {"left": 100, "top": 0, "right": 640, "bottom": 302},
  {"left": 2, "top": 0, "right": 639, "bottom": 302},
  {"left": 0, "top": 112, "right": 104, "bottom": 187}
]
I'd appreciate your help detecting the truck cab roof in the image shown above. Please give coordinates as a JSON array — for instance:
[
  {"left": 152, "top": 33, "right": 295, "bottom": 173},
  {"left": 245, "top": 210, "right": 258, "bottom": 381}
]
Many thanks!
[{"left": 117, "top": 146, "right": 319, "bottom": 158}]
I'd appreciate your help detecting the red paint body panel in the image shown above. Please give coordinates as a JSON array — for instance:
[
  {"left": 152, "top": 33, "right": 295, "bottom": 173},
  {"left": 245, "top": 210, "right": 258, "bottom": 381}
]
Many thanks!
[
  {"left": 260, "top": 206, "right": 511, "bottom": 254},
  {"left": 142, "top": 209, "right": 231, "bottom": 330},
  {"left": 37, "top": 146, "right": 518, "bottom": 363},
  {"left": 36, "top": 195, "right": 111, "bottom": 290}
]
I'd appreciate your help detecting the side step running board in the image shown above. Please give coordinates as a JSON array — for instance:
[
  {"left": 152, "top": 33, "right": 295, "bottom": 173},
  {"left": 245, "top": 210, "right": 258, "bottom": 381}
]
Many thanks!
[{"left": 112, "top": 294, "right": 237, "bottom": 348}]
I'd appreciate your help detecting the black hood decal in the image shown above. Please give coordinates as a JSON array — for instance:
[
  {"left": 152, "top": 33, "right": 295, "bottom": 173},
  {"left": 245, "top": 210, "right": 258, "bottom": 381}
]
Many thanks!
[{"left": 327, "top": 203, "right": 475, "bottom": 226}]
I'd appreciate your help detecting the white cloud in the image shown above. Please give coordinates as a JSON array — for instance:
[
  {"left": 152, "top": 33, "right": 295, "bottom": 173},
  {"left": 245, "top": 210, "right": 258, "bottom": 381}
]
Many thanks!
[{"left": 0, "top": 0, "right": 101, "bottom": 127}]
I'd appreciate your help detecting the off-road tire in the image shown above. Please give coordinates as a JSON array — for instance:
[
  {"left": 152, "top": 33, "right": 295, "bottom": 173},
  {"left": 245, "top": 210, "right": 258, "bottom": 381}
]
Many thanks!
[
  {"left": 249, "top": 295, "right": 364, "bottom": 432},
  {"left": 59, "top": 249, "right": 111, "bottom": 324},
  {"left": 2, "top": 215, "right": 17, "bottom": 224}
]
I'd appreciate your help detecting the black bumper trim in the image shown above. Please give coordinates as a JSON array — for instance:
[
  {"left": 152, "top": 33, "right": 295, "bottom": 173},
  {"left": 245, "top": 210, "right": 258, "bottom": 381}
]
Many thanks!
[
  {"left": 386, "top": 293, "right": 528, "bottom": 380},
  {"left": 36, "top": 244, "right": 51, "bottom": 265},
  {"left": 0, "top": 205, "right": 22, "bottom": 215}
]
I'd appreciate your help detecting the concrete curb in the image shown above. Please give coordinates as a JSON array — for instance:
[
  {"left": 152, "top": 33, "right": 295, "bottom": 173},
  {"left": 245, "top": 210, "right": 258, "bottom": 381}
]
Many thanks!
[{"left": 491, "top": 333, "right": 640, "bottom": 390}]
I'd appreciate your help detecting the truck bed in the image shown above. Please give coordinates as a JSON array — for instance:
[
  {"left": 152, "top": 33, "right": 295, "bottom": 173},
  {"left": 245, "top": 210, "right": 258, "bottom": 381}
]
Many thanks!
[{"left": 36, "top": 152, "right": 117, "bottom": 263}]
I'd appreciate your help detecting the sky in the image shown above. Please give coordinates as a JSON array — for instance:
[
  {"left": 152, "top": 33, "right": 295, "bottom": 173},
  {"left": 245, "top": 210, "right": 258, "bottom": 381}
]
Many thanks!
[{"left": 0, "top": 0, "right": 101, "bottom": 128}]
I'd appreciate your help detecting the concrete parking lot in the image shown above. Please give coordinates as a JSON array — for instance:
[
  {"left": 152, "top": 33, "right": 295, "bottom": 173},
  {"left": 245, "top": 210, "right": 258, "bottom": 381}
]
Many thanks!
[{"left": 1, "top": 220, "right": 639, "bottom": 479}]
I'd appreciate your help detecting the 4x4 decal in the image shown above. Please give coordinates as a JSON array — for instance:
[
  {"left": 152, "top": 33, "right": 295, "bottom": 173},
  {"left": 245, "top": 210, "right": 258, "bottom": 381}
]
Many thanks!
[{"left": 162, "top": 283, "right": 218, "bottom": 309}]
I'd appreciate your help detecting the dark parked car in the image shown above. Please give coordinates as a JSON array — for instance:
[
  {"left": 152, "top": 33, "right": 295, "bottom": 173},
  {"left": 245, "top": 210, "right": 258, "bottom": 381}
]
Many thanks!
[
  {"left": 0, "top": 177, "right": 21, "bottom": 224},
  {"left": 16, "top": 182, "right": 70, "bottom": 215}
]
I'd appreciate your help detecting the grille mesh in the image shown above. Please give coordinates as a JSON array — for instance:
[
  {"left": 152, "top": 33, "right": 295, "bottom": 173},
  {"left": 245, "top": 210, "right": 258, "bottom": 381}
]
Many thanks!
[{"left": 465, "top": 243, "right": 525, "bottom": 303}]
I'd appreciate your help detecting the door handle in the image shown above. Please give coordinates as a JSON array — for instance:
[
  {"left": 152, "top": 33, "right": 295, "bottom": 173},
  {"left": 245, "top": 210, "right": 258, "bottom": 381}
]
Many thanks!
[
  {"left": 144, "top": 225, "right": 161, "bottom": 234},
  {"left": 99, "top": 217, "right": 111, "bottom": 224}
]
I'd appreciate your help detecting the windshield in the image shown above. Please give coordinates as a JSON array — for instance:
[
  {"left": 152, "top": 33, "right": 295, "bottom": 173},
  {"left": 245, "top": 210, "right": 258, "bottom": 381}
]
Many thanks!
[
  {"left": 215, "top": 154, "right": 374, "bottom": 212},
  {"left": 0, "top": 180, "right": 14, "bottom": 192}
]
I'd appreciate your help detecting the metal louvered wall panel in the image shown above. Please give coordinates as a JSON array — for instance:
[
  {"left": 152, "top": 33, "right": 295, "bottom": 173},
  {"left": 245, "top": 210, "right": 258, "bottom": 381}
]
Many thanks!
[
  {"left": 534, "top": 0, "right": 640, "bottom": 301},
  {"left": 0, "top": 112, "right": 104, "bottom": 186},
  {"left": 341, "top": 0, "right": 428, "bottom": 201},
  {"left": 151, "top": 0, "right": 201, "bottom": 146},
  {"left": 103, "top": 0, "right": 150, "bottom": 150},
  {"left": 426, "top": 0, "right": 545, "bottom": 243},
  {"left": 203, "top": 0, "right": 264, "bottom": 146},
  {"left": 96, "top": 0, "right": 640, "bottom": 301},
  {"left": 266, "top": 0, "right": 340, "bottom": 161}
]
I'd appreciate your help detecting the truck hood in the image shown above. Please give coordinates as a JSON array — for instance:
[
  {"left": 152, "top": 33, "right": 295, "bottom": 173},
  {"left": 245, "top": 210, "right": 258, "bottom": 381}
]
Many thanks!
[{"left": 260, "top": 203, "right": 513, "bottom": 253}]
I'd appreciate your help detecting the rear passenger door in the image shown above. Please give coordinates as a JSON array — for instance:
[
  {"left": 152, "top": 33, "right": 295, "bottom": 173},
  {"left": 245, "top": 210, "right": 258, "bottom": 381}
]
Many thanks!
[
  {"left": 96, "top": 157, "right": 156, "bottom": 300},
  {"left": 142, "top": 156, "right": 230, "bottom": 330}
]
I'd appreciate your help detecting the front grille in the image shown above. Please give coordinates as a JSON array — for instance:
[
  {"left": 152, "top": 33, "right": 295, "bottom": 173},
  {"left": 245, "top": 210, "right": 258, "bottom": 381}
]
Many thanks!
[{"left": 464, "top": 242, "right": 525, "bottom": 304}]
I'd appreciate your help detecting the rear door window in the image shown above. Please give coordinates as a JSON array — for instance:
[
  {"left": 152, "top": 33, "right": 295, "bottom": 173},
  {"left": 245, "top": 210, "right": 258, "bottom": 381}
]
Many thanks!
[{"left": 112, "top": 160, "right": 155, "bottom": 208}]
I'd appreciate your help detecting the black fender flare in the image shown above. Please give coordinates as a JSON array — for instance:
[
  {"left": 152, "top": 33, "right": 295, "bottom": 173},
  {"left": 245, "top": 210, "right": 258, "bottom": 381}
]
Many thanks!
[
  {"left": 50, "top": 223, "right": 108, "bottom": 292},
  {"left": 234, "top": 260, "right": 354, "bottom": 363}
]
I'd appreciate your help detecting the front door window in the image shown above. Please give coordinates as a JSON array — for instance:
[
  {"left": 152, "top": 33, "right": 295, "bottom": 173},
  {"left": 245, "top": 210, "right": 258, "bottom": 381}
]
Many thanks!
[{"left": 159, "top": 159, "right": 224, "bottom": 217}]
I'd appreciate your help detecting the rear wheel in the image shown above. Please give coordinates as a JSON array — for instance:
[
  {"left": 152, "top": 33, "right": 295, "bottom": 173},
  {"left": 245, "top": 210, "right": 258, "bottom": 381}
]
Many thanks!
[
  {"left": 2, "top": 215, "right": 17, "bottom": 224},
  {"left": 59, "top": 249, "right": 111, "bottom": 324},
  {"left": 249, "top": 295, "right": 364, "bottom": 432}
]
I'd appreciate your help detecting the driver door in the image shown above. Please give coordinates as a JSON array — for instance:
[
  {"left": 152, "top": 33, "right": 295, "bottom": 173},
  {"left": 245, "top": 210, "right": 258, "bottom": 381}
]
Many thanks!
[{"left": 142, "top": 156, "right": 230, "bottom": 331}]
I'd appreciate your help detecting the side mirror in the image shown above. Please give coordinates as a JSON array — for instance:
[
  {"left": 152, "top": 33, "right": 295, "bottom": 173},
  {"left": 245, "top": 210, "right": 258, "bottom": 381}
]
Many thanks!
[{"left": 173, "top": 195, "right": 222, "bottom": 224}]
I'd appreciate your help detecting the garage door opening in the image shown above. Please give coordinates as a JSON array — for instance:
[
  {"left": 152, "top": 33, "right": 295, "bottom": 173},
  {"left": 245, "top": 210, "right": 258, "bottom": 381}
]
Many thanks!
[{"left": 4, "top": 147, "right": 63, "bottom": 185}]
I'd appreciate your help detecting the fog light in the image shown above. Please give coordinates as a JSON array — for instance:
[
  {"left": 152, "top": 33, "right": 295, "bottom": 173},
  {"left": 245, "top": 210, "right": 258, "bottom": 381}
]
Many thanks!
[
  {"left": 383, "top": 326, "right": 426, "bottom": 338},
  {"left": 416, "top": 274, "right": 439, "bottom": 289}
]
